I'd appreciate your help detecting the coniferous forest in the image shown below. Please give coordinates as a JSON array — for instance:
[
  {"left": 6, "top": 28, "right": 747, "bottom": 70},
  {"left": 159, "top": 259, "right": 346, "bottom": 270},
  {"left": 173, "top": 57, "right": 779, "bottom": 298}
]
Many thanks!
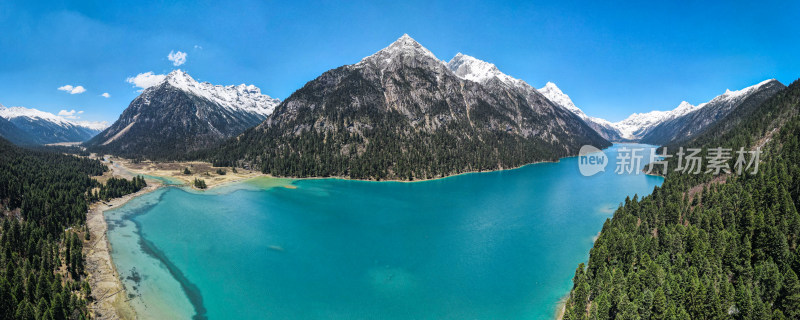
[
  {"left": 562, "top": 80, "right": 800, "bottom": 319},
  {"left": 0, "top": 138, "right": 145, "bottom": 320},
  {"left": 207, "top": 125, "right": 581, "bottom": 181}
]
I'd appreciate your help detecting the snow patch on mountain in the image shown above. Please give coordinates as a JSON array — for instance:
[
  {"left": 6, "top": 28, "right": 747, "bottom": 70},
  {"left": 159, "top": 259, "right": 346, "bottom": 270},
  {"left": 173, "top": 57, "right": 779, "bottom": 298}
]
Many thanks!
[{"left": 159, "top": 70, "right": 281, "bottom": 116}]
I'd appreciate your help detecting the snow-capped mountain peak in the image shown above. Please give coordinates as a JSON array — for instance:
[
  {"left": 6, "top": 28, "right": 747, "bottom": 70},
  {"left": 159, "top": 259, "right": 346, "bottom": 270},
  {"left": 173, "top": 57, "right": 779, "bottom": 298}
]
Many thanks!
[
  {"left": 373, "top": 34, "right": 438, "bottom": 60},
  {"left": 673, "top": 101, "right": 696, "bottom": 115},
  {"left": 446, "top": 53, "right": 527, "bottom": 89},
  {"left": 537, "top": 82, "right": 582, "bottom": 115},
  {"left": 357, "top": 34, "right": 444, "bottom": 71},
  {"left": 157, "top": 69, "right": 280, "bottom": 116}
]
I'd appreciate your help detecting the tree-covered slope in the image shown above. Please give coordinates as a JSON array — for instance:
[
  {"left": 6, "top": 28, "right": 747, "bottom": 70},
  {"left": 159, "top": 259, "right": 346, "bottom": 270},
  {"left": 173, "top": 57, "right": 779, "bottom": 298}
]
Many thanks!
[
  {"left": 204, "top": 35, "right": 609, "bottom": 180},
  {"left": 0, "top": 138, "right": 145, "bottom": 319},
  {"left": 562, "top": 79, "right": 800, "bottom": 320}
]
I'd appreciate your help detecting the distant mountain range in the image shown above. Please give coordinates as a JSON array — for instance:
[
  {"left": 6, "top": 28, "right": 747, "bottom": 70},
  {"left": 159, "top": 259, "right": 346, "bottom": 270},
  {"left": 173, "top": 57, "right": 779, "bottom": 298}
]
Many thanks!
[
  {"left": 0, "top": 103, "right": 108, "bottom": 145},
  {"left": 206, "top": 34, "right": 609, "bottom": 180},
  {"left": 1, "top": 33, "right": 780, "bottom": 182},
  {"left": 637, "top": 79, "right": 785, "bottom": 145},
  {"left": 543, "top": 79, "right": 785, "bottom": 144},
  {"left": 413, "top": 49, "right": 785, "bottom": 146},
  {"left": 84, "top": 70, "right": 280, "bottom": 159}
]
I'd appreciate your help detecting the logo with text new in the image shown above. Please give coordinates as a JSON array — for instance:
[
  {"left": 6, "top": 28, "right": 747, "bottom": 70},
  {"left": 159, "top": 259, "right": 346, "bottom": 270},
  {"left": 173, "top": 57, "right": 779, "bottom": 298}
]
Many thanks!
[{"left": 578, "top": 145, "right": 608, "bottom": 176}]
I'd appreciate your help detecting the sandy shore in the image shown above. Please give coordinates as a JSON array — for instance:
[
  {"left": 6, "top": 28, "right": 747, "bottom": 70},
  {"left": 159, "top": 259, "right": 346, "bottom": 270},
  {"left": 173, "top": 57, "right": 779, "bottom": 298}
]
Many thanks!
[{"left": 85, "top": 184, "right": 161, "bottom": 320}]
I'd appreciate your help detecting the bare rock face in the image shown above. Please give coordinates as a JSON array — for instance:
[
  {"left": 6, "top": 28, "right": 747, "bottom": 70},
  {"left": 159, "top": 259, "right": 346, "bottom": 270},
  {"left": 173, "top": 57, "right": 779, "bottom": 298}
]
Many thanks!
[{"left": 213, "top": 34, "right": 610, "bottom": 180}]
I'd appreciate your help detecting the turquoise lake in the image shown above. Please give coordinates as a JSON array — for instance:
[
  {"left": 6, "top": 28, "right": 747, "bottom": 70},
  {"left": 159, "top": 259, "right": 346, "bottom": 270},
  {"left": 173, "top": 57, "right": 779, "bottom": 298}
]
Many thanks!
[{"left": 104, "top": 144, "right": 664, "bottom": 319}]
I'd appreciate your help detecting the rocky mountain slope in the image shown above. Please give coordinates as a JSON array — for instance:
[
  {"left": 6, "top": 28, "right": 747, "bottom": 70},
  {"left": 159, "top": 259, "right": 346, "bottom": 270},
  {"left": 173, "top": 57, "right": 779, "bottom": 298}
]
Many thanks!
[
  {"left": 0, "top": 104, "right": 106, "bottom": 144},
  {"left": 85, "top": 70, "right": 280, "bottom": 159},
  {"left": 206, "top": 34, "right": 609, "bottom": 180}
]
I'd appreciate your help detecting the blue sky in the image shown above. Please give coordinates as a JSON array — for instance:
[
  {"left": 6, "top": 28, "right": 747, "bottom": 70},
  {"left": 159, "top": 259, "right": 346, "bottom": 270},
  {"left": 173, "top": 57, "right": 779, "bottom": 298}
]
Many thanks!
[{"left": 1, "top": 0, "right": 798, "bottom": 123}]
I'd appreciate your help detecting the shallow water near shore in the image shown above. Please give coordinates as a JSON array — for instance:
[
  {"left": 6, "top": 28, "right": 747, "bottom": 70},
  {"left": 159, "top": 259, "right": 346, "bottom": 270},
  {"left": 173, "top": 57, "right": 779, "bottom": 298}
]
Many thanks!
[{"left": 105, "top": 144, "right": 663, "bottom": 319}]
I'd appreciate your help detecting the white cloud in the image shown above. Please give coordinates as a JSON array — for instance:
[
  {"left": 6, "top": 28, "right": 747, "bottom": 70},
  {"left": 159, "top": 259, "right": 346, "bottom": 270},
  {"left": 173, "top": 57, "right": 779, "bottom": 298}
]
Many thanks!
[
  {"left": 194, "top": 45, "right": 203, "bottom": 50},
  {"left": 101, "top": 92, "right": 111, "bottom": 98},
  {"left": 126, "top": 72, "right": 166, "bottom": 91},
  {"left": 74, "top": 120, "right": 109, "bottom": 131},
  {"left": 57, "top": 85, "right": 86, "bottom": 94},
  {"left": 168, "top": 50, "right": 187, "bottom": 66},
  {"left": 58, "top": 109, "right": 83, "bottom": 119}
]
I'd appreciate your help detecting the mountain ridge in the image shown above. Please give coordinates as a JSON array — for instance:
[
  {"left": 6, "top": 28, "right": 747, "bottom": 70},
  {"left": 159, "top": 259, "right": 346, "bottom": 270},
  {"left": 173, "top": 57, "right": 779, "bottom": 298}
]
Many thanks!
[
  {"left": 548, "top": 79, "right": 784, "bottom": 144},
  {"left": 0, "top": 104, "right": 107, "bottom": 144},
  {"left": 206, "top": 34, "right": 610, "bottom": 180},
  {"left": 640, "top": 79, "right": 785, "bottom": 145}
]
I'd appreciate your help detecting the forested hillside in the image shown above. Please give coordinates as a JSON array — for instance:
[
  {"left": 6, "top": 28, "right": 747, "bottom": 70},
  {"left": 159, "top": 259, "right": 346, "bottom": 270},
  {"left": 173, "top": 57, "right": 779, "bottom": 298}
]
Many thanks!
[
  {"left": 0, "top": 138, "right": 145, "bottom": 319},
  {"left": 562, "top": 80, "right": 800, "bottom": 319}
]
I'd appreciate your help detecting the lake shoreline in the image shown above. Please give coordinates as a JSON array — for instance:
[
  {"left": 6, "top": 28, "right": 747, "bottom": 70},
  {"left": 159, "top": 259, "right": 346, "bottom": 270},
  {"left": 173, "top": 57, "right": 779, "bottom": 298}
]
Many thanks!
[
  {"left": 83, "top": 158, "right": 278, "bottom": 319},
  {"left": 89, "top": 143, "right": 660, "bottom": 319},
  {"left": 85, "top": 183, "right": 161, "bottom": 320}
]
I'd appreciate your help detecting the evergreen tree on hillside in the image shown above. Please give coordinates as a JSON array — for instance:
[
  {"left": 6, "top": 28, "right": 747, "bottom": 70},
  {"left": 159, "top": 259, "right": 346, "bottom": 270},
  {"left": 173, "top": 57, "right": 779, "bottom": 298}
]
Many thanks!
[{"left": 0, "top": 138, "right": 148, "bottom": 319}]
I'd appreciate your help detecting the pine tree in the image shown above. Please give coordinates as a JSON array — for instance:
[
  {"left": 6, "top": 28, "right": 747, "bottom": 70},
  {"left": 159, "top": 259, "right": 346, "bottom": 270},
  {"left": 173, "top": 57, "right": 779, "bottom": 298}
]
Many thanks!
[{"left": 781, "top": 269, "right": 800, "bottom": 319}]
